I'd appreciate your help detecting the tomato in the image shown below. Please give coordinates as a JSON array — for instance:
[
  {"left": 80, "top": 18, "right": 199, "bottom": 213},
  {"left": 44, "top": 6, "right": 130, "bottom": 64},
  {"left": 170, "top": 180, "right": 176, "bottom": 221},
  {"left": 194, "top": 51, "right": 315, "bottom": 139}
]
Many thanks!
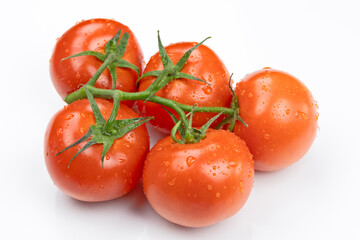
[
  {"left": 234, "top": 68, "right": 319, "bottom": 171},
  {"left": 137, "top": 42, "right": 232, "bottom": 133},
  {"left": 44, "top": 99, "right": 149, "bottom": 202},
  {"left": 142, "top": 129, "right": 254, "bottom": 227},
  {"left": 50, "top": 18, "right": 144, "bottom": 107}
]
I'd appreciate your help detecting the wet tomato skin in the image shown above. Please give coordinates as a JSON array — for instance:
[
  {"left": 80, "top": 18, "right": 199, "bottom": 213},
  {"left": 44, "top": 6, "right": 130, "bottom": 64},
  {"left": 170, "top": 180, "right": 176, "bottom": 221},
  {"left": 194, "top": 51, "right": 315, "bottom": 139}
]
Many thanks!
[
  {"left": 234, "top": 68, "right": 318, "bottom": 171},
  {"left": 142, "top": 129, "right": 254, "bottom": 227},
  {"left": 44, "top": 99, "right": 149, "bottom": 202},
  {"left": 50, "top": 19, "right": 144, "bottom": 107},
  {"left": 137, "top": 42, "right": 232, "bottom": 133}
]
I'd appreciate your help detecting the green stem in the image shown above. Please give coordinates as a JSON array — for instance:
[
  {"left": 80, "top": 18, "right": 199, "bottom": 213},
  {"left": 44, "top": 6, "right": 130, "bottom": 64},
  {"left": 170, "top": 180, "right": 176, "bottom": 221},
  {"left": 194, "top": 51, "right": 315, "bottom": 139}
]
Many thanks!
[
  {"left": 150, "top": 96, "right": 189, "bottom": 129},
  {"left": 65, "top": 86, "right": 235, "bottom": 123},
  {"left": 107, "top": 91, "right": 121, "bottom": 125},
  {"left": 175, "top": 103, "right": 233, "bottom": 115},
  {"left": 87, "top": 53, "right": 116, "bottom": 86}
]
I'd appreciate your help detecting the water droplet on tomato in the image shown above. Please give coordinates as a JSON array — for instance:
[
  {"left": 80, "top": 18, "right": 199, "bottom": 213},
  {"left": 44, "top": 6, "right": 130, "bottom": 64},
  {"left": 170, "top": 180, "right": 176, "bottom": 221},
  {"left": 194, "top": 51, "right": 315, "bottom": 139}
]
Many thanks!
[
  {"left": 248, "top": 170, "right": 253, "bottom": 178},
  {"left": 75, "top": 72, "right": 81, "bottom": 79},
  {"left": 65, "top": 113, "right": 74, "bottom": 120},
  {"left": 248, "top": 92, "right": 253, "bottom": 98},
  {"left": 202, "top": 86, "right": 213, "bottom": 95},
  {"left": 264, "top": 133, "right": 270, "bottom": 140},
  {"left": 168, "top": 178, "right": 176, "bottom": 186},
  {"left": 240, "top": 89, "right": 246, "bottom": 96},
  {"left": 186, "top": 156, "right": 196, "bottom": 167},
  {"left": 188, "top": 178, "right": 193, "bottom": 184},
  {"left": 105, "top": 155, "right": 110, "bottom": 160},
  {"left": 57, "top": 128, "right": 63, "bottom": 136},
  {"left": 96, "top": 175, "right": 101, "bottom": 181},
  {"left": 209, "top": 145, "right": 216, "bottom": 151},
  {"left": 80, "top": 113, "right": 86, "bottom": 118},
  {"left": 314, "top": 100, "right": 319, "bottom": 109},
  {"left": 229, "top": 161, "right": 238, "bottom": 167},
  {"left": 163, "top": 161, "right": 171, "bottom": 167},
  {"left": 296, "top": 111, "right": 307, "bottom": 120},
  {"left": 216, "top": 192, "right": 221, "bottom": 198},
  {"left": 315, "top": 112, "right": 319, "bottom": 121},
  {"left": 80, "top": 128, "right": 85, "bottom": 134},
  {"left": 207, "top": 184, "right": 213, "bottom": 190},
  {"left": 118, "top": 159, "right": 126, "bottom": 163}
]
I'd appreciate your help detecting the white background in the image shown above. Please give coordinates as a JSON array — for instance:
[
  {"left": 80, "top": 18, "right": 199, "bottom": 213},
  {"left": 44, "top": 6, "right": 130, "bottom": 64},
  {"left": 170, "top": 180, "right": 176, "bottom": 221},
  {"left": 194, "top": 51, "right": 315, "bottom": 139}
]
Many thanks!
[{"left": 1, "top": 0, "right": 359, "bottom": 239}]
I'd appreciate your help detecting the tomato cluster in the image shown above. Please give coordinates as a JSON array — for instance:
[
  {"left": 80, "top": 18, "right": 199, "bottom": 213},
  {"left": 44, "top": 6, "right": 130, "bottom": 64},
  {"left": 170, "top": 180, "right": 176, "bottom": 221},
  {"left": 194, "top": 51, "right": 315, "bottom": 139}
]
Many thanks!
[{"left": 45, "top": 19, "right": 318, "bottom": 227}]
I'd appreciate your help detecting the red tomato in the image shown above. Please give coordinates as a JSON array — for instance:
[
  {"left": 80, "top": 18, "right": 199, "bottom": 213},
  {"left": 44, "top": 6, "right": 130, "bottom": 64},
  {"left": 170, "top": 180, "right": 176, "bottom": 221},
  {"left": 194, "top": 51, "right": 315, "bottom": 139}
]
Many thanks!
[
  {"left": 50, "top": 19, "right": 144, "bottom": 107},
  {"left": 234, "top": 68, "right": 319, "bottom": 171},
  {"left": 44, "top": 99, "right": 149, "bottom": 202},
  {"left": 137, "top": 42, "right": 232, "bottom": 133},
  {"left": 142, "top": 129, "right": 254, "bottom": 227}
]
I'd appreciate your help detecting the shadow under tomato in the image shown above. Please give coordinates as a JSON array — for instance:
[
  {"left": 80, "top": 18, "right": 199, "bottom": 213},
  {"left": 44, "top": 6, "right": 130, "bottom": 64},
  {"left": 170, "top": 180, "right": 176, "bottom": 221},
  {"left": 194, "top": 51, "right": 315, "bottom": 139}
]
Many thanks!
[
  {"left": 54, "top": 181, "right": 150, "bottom": 240},
  {"left": 142, "top": 202, "right": 254, "bottom": 240},
  {"left": 54, "top": 171, "right": 255, "bottom": 240}
]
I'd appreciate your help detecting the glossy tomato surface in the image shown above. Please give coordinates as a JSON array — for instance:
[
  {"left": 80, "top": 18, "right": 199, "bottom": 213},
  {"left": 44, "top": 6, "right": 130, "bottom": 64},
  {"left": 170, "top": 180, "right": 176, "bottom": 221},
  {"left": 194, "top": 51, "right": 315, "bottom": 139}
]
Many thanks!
[
  {"left": 44, "top": 99, "right": 149, "bottom": 202},
  {"left": 234, "top": 68, "right": 319, "bottom": 171},
  {"left": 137, "top": 42, "right": 232, "bottom": 133},
  {"left": 142, "top": 129, "right": 254, "bottom": 227},
  {"left": 50, "top": 19, "right": 144, "bottom": 106}
]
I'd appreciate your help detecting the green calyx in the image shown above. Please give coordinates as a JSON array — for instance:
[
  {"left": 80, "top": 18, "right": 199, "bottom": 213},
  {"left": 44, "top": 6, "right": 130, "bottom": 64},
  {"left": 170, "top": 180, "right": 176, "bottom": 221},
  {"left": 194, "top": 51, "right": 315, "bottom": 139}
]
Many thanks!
[
  {"left": 62, "top": 30, "right": 140, "bottom": 90},
  {"left": 136, "top": 31, "right": 211, "bottom": 101},
  {"left": 163, "top": 105, "right": 224, "bottom": 144},
  {"left": 56, "top": 86, "right": 152, "bottom": 168},
  {"left": 215, "top": 74, "right": 248, "bottom": 131}
]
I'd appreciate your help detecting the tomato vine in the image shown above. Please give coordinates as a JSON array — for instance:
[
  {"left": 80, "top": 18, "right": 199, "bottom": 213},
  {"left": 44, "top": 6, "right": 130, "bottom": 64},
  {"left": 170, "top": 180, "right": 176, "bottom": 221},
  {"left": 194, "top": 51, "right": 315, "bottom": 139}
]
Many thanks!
[{"left": 57, "top": 29, "right": 247, "bottom": 165}]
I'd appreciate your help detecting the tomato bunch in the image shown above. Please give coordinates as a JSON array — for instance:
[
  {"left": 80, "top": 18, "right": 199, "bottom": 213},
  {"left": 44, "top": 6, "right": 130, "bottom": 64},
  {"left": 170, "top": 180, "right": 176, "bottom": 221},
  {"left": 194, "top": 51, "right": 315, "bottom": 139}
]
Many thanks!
[{"left": 45, "top": 19, "right": 318, "bottom": 227}]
